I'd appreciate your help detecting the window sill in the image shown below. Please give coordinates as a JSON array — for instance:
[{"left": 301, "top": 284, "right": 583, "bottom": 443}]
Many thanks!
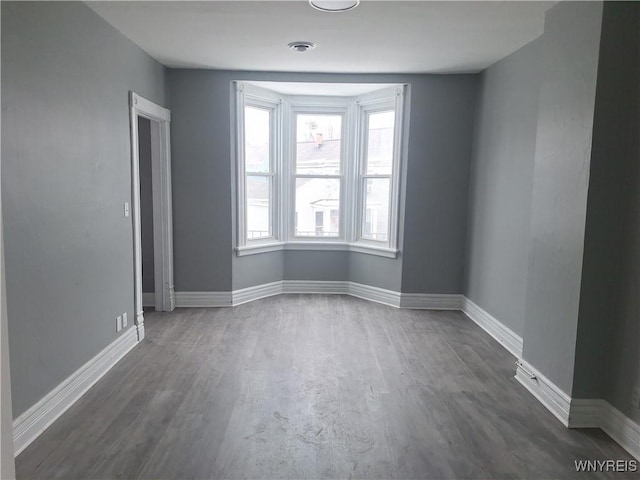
[
  {"left": 236, "top": 242, "right": 285, "bottom": 256},
  {"left": 346, "top": 244, "right": 399, "bottom": 258},
  {"left": 236, "top": 242, "right": 398, "bottom": 259}
]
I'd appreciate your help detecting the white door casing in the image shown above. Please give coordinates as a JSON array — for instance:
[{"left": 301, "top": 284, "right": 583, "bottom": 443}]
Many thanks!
[{"left": 129, "top": 92, "right": 175, "bottom": 341}]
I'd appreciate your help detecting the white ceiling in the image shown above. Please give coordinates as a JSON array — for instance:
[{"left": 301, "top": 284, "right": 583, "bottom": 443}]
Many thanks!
[{"left": 87, "top": 1, "right": 555, "bottom": 74}]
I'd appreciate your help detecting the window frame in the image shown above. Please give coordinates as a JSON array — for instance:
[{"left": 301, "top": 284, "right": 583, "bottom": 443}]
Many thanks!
[
  {"left": 286, "top": 97, "right": 352, "bottom": 244},
  {"left": 236, "top": 83, "right": 283, "bottom": 252},
  {"left": 235, "top": 82, "right": 406, "bottom": 258},
  {"left": 354, "top": 89, "right": 404, "bottom": 253}
]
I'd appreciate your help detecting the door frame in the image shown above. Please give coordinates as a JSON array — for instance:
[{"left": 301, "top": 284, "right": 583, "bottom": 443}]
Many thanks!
[{"left": 129, "top": 92, "right": 175, "bottom": 341}]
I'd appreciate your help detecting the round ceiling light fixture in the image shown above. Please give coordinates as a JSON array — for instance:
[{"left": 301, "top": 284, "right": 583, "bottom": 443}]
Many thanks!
[
  {"left": 288, "top": 41, "right": 317, "bottom": 53},
  {"left": 309, "top": 0, "right": 360, "bottom": 13}
]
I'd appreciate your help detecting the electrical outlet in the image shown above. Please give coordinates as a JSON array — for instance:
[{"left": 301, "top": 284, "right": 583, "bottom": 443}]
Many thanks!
[
  {"left": 122, "top": 312, "right": 128, "bottom": 328},
  {"left": 116, "top": 315, "right": 122, "bottom": 332},
  {"left": 632, "top": 386, "right": 640, "bottom": 409}
]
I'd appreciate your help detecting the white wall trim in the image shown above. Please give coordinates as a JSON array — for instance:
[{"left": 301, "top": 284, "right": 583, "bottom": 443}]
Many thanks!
[
  {"left": 174, "top": 291, "right": 232, "bottom": 308},
  {"left": 601, "top": 403, "right": 640, "bottom": 460},
  {"left": 282, "top": 280, "right": 349, "bottom": 294},
  {"left": 13, "top": 327, "right": 139, "bottom": 457},
  {"left": 174, "top": 282, "right": 404, "bottom": 308},
  {"left": 515, "top": 359, "right": 640, "bottom": 459},
  {"left": 129, "top": 92, "right": 175, "bottom": 315},
  {"left": 136, "top": 314, "right": 145, "bottom": 342},
  {"left": 515, "top": 359, "right": 572, "bottom": 426},
  {"left": 400, "top": 293, "right": 463, "bottom": 310},
  {"left": 462, "top": 298, "right": 523, "bottom": 358},
  {"left": 570, "top": 399, "right": 640, "bottom": 460},
  {"left": 168, "top": 287, "right": 176, "bottom": 311},
  {"left": 233, "top": 281, "right": 283, "bottom": 305},
  {"left": 172, "top": 285, "right": 496, "bottom": 314},
  {"left": 458, "top": 300, "right": 639, "bottom": 459},
  {"left": 347, "top": 282, "right": 400, "bottom": 307}
]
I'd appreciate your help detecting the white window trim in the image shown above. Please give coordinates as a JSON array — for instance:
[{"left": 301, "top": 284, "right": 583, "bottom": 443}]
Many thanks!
[
  {"left": 285, "top": 98, "right": 352, "bottom": 243},
  {"left": 236, "top": 83, "right": 282, "bottom": 249},
  {"left": 353, "top": 87, "right": 405, "bottom": 253},
  {"left": 234, "top": 82, "right": 406, "bottom": 259}
]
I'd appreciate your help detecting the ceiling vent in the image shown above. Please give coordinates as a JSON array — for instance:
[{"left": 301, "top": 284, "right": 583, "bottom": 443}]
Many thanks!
[{"left": 288, "top": 41, "right": 316, "bottom": 53}]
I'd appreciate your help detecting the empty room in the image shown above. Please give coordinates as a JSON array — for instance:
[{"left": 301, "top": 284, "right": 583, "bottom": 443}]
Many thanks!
[{"left": 1, "top": 1, "right": 638, "bottom": 479}]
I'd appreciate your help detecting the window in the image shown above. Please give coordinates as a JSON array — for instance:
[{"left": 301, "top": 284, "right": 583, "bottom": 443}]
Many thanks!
[
  {"left": 236, "top": 82, "right": 406, "bottom": 258},
  {"left": 245, "top": 106, "right": 273, "bottom": 240},
  {"left": 236, "top": 85, "right": 281, "bottom": 248},
  {"left": 294, "top": 113, "right": 343, "bottom": 238},
  {"left": 358, "top": 108, "right": 396, "bottom": 244}
]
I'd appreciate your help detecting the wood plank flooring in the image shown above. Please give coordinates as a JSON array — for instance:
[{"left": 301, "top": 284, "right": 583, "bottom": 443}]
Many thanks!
[{"left": 16, "top": 294, "right": 635, "bottom": 479}]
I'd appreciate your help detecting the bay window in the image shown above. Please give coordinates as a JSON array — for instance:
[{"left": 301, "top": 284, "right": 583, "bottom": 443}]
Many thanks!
[{"left": 235, "top": 82, "right": 406, "bottom": 258}]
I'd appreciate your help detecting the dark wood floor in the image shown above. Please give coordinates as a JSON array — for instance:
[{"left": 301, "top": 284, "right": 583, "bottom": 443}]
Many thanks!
[{"left": 16, "top": 294, "right": 634, "bottom": 479}]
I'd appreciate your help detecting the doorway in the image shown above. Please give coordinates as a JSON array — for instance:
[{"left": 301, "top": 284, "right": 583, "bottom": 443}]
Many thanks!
[{"left": 129, "top": 92, "right": 175, "bottom": 341}]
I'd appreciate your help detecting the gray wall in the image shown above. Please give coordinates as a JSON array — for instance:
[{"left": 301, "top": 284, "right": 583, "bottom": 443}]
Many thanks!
[
  {"left": 168, "top": 70, "right": 476, "bottom": 293},
  {"left": 167, "top": 71, "right": 233, "bottom": 292},
  {"left": 235, "top": 252, "right": 284, "bottom": 289},
  {"left": 2, "top": 1, "right": 167, "bottom": 416},
  {"left": 1, "top": 133, "right": 16, "bottom": 479},
  {"left": 573, "top": 2, "right": 640, "bottom": 421},
  {"left": 1, "top": 232, "right": 14, "bottom": 476},
  {"left": 138, "top": 117, "right": 155, "bottom": 294},
  {"left": 463, "top": 2, "right": 639, "bottom": 421},
  {"left": 464, "top": 39, "right": 541, "bottom": 336},
  {"left": 0, "top": 5, "right": 16, "bottom": 476},
  {"left": 521, "top": 1, "right": 603, "bottom": 394},
  {"left": 399, "top": 76, "right": 477, "bottom": 294},
  {"left": 284, "top": 251, "right": 348, "bottom": 282}
]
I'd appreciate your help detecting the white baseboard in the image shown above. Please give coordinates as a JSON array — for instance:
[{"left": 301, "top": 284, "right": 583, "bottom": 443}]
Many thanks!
[
  {"left": 233, "top": 281, "right": 283, "bottom": 305},
  {"left": 174, "top": 282, "right": 404, "bottom": 308},
  {"left": 233, "top": 281, "right": 403, "bottom": 308},
  {"left": 570, "top": 399, "right": 640, "bottom": 460},
  {"left": 282, "top": 280, "right": 350, "bottom": 295},
  {"left": 284, "top": 281, "right": 401, "bottom": 307},
  {"left": 462, "top": 298, "right": 523, "bottom": 358},
  {"left": 136, "top": 313, "right": 145, "bottom": 342},
  {"left": 400, "top": 293, "right": 463, "bottom": 310},
  {"left": 515, "top": 361, "right": 640, "bottom": 460},
  {"left": 169, "top": 287, "right": 176, "bottom": 310},
  {"left": 460, "top": 300, "right": 638, "bottom": 459},
  {"left": 602, "top": 404, "right": 640, "bottom": 460},
  {"left": 515, "top": 359, "right": 572, "bottom": 426},
  {"left": 13, "top": 326, "right": 139, "bottom": 456},
  {"left": 174, "top": 291, "right": 232, "bottom": 307},
  {"left": 347, "top": 282, "right": 401, "bottom": 307},
  {"left": 175, "top": 282, "right": 467, "bottom": 310}
]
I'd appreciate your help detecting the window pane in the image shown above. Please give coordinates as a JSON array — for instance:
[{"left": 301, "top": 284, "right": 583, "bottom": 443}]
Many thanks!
[
  {"left": 245, "top": 106, "right": 270, "bottom": 173},
  {"left": 366, "top": 110, "right": 395, "bottom": 175},
  {"left": 295, "top": 178, "right": 340, "bottom": 237},
  {"left": 246, "top": 175, "right": 271, "bottom": 239},
  {"left": 296, "top": 114, "right": 342, "bottom": 175},
  {"left": 362, "top": 178, "right": 390, "bottom": 242}
]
